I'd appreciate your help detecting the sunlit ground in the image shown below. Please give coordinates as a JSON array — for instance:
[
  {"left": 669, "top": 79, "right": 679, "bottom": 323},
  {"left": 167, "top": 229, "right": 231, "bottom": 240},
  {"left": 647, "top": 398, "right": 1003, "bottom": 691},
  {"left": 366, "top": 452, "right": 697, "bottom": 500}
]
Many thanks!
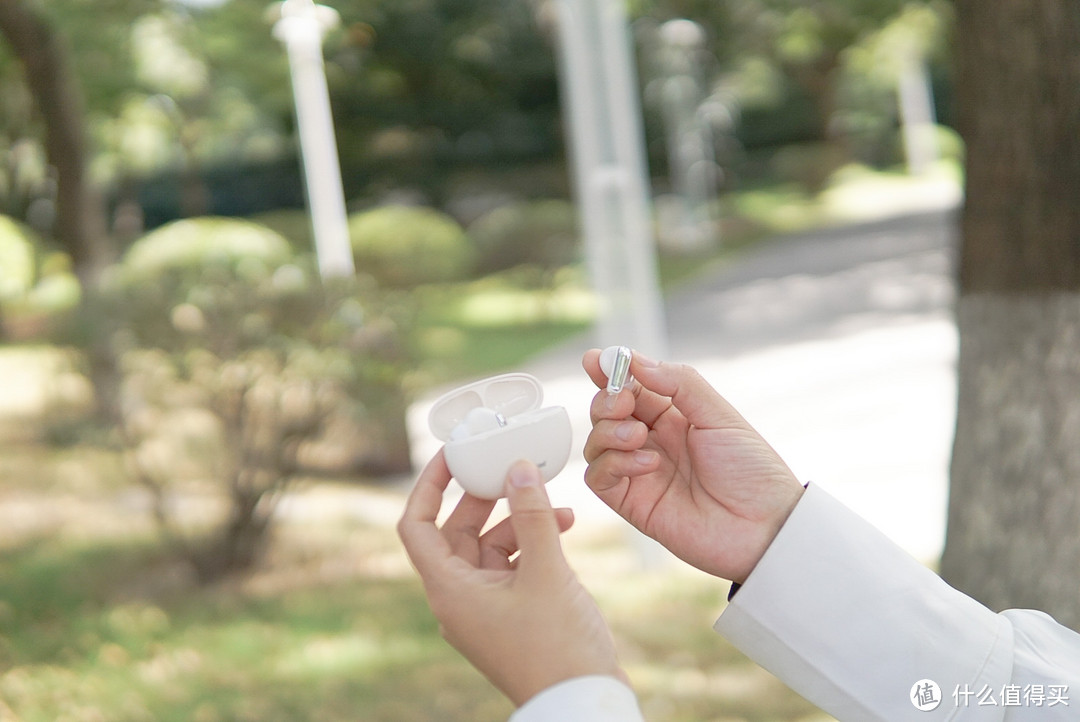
[{"left": 0, "top": 438, "right": 830, "bottom": 722}]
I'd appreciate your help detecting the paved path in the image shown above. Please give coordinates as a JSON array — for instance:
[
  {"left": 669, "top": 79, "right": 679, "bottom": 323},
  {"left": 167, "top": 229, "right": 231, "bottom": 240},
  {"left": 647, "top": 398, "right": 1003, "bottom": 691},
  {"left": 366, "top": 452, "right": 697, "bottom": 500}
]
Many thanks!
[{"left": 406, "top": 208, "right": 959, "bottom": 563}]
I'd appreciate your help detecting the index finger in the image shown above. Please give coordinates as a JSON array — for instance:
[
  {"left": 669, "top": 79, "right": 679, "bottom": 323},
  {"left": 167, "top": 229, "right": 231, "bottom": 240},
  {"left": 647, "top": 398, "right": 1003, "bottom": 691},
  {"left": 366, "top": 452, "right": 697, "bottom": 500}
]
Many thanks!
[
  {"left": 582, "top": 348, "right": 608, "bottom": 389},
  {"left": 397, "top": 449, "right": 455, "bottom": 578}
]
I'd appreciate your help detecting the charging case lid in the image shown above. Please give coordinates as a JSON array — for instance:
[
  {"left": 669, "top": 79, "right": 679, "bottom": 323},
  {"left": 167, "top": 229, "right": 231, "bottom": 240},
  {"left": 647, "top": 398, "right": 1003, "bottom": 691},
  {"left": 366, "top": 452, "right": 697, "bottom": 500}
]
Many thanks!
[{"left": 428, "top": 373, "right": 545, "bottom": 441}]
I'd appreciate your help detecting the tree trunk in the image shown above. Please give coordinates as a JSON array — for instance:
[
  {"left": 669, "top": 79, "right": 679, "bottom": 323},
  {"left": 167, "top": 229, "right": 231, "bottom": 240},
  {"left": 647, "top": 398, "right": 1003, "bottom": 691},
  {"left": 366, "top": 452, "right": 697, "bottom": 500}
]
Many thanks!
[
  {"left": 0, "top": 0, "right": 112, "bottom": 286},
  {"left": 0, "top": 1, "right": 122, "bottom": 426},
  {"left": 940, "top": 0, "right": 1080, "bottom": 629},
  {"left": 945, "top": 297, "right": 1080, "bottom": 626}
]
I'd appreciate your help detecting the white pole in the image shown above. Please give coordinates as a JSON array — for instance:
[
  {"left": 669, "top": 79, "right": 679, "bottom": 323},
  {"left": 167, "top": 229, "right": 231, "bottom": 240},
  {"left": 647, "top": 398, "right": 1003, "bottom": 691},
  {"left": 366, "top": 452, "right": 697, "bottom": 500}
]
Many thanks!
[
  {"left": 552, "top": 0, "right": 668, "bottom": 359},
  {"left": 656, "top": 19, "right": 717, "bottom": 253},
  {"left": 897, "top": 55, "right": 939, "bottom": 176},
  {"left": 273, "top": 0, "right": 355, "bottom": 279}
]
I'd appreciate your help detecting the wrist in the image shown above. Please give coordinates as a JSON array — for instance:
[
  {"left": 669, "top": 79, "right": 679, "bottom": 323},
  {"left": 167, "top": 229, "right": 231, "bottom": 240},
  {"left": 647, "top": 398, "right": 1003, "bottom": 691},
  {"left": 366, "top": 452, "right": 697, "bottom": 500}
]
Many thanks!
[
  {"left": 510, "top": 675, "right": 643, "bottom": 722},
  {"left": 508, "top": 661, "right": 629, "bottom": 708},
  {"left": 734, "top": 481, "right": 808, "bottom": 585}
]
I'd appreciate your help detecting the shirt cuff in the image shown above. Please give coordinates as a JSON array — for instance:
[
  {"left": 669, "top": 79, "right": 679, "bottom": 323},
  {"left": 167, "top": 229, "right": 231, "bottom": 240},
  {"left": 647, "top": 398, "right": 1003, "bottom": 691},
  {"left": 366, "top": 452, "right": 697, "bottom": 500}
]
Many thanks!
[
  {"left": 713, "top": 483, "right": 1009, "bottom": 721},
  {"left": 509, "top": 675, "right": 644, "bottom": 722}
]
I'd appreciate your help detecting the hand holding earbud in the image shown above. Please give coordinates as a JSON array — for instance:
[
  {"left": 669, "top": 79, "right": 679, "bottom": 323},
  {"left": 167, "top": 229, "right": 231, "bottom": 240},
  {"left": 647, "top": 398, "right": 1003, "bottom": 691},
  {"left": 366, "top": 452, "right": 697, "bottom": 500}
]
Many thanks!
[
  {"left": 398, "top": 452, "right": 627, "bottom": 707},
  {"left": 581, "top": 349, "right": 805, "bottom": 584}
]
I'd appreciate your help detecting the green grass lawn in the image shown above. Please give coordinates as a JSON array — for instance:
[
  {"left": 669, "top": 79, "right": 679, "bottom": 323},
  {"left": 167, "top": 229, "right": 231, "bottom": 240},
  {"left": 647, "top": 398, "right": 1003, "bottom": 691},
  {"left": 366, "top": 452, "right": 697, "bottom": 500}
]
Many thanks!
[
  {"left": 0, "top": 472, "right": 832, "bottom": 722},
  {"left": 408, "top": 267, "right": 596, "bottom": 386},
  {"left": 0, "top": 343, "right": 833, "bottom": 720}
]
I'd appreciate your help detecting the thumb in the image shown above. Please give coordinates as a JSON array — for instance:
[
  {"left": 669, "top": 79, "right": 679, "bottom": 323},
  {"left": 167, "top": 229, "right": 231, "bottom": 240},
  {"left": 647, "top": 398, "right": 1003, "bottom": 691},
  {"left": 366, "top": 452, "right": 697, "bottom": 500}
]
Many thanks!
[{"left": 505, "top": 460, "right": 566, "bottom": 581}]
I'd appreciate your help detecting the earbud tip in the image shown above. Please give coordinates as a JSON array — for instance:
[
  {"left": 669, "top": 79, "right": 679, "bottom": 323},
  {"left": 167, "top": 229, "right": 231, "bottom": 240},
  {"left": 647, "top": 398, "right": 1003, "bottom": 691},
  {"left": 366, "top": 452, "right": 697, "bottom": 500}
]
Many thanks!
[{"left": 599, "top": 346, "right": 619, "bottom": 377}]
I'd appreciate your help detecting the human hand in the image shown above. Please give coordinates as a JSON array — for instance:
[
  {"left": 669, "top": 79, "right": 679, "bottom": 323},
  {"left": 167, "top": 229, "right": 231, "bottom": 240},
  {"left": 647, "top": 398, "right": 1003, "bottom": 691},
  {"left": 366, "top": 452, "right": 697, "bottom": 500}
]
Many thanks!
[
  {"left": 398, "top": 451, "right": 626, "bottom": 707},
  {"left": 582, "top": 349, "right": 805, "bottom": 584}
]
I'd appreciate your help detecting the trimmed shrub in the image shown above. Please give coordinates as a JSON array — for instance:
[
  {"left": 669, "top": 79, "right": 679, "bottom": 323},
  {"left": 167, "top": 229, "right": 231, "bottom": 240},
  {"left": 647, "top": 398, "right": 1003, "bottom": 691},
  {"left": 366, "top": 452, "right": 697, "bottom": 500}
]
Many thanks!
[
  {"left": 104, "top": 216, "right": 412, "bottom": 582},
  {"left": 0, "top": 215, "right": 81, "bottom": 341},
  {"left": 467, "top": 199, "right": 579, "bottom": 275},
  {"left": 0, "top": 215, "right": 36, "bottom": 302},
  {"left": 122, "top": 216, "right": 293, "bottom": 277},
  {"left": 248, "top": 208, "right": 313, "bottom": 254},
  {"left": 348, "top": 205, "right": 473, "bottom": 287}
]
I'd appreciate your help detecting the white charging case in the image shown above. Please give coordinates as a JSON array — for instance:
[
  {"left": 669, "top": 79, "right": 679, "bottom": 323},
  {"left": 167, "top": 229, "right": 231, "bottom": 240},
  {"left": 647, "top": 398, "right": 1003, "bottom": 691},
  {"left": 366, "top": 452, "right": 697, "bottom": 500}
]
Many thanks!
[{"left": 428, "top": 373, "right": 572, "bottom": 500}]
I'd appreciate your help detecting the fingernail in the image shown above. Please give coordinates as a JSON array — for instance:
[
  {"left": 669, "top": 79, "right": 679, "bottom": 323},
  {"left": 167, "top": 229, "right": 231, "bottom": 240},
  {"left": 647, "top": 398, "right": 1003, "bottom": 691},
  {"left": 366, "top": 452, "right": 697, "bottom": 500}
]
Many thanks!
[
  {"left": 615, "top": 420, "right": 637, "bottom": 441},
  {"left": 509, "top": 461, "right": 540, "bottom": 488},
  {"left": 634, "top": 450, "right": 657, "bottom": 465}
]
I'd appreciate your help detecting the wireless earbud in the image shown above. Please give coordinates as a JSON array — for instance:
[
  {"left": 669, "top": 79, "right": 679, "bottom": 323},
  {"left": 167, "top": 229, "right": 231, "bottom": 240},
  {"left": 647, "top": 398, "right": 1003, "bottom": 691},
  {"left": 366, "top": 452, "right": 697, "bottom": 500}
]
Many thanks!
[
  {"left": 428, "top": 373, "right": 572, "bottom": 500},
  {"left": 599, "top": 345, "right": 633, "bottom": 393},
  {"left": 448, "top": 407, "right": 508, "bottom": 441}
]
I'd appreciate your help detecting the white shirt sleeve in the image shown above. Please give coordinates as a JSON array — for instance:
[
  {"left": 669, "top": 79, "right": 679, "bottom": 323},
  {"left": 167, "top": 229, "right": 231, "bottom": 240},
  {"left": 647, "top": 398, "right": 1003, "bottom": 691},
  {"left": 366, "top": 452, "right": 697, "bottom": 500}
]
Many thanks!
[
  {"left": 509, "top": 675, "right": 644, "bottom": 722},
  {"left": 714, "top": 483, "right": 1080, "bottom": 721}
]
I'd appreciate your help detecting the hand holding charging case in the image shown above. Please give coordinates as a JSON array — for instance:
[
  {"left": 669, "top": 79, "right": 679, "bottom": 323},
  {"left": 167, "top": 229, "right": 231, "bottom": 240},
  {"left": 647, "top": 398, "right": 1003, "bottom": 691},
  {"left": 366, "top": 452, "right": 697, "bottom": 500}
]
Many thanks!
[{"left": 428, "top": 373, "right": 572, "bottom": 500}]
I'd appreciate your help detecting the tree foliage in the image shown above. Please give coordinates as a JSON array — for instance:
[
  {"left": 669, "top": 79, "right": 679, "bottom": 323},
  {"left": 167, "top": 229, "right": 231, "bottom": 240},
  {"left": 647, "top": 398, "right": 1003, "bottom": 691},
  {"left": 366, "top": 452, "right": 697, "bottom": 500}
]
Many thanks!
[{"left": 0, "top": 0, "right": 954, "bottom": 241}]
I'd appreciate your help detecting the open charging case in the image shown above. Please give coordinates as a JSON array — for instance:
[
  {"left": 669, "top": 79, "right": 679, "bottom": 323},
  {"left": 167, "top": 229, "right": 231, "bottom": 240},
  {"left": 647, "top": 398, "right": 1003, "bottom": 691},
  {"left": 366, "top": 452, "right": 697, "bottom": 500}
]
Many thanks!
[{"left": 428, "top": 373, "right": 572, "bottom": 500}]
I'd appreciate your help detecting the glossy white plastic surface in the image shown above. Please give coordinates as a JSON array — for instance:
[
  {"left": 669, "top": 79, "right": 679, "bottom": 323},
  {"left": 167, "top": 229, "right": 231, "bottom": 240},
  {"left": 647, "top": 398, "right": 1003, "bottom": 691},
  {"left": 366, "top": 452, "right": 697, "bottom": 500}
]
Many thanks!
[{"left": 428, "top": 373, "right": 572, "bottom": 499}]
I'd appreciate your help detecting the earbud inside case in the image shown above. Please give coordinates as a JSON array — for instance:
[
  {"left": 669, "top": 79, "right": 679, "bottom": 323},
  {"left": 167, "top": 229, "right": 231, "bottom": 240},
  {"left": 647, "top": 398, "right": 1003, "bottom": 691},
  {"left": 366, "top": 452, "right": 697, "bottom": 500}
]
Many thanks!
[{"left": 428, "top": 373, "right": 572, "bottom": 499}]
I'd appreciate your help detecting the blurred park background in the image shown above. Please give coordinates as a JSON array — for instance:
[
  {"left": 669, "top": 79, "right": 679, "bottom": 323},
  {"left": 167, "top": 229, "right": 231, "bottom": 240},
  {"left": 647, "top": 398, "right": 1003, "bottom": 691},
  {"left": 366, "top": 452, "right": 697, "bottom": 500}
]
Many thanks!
[{"left": 1, "top": 0, "right": 1077, "bottom": 720}]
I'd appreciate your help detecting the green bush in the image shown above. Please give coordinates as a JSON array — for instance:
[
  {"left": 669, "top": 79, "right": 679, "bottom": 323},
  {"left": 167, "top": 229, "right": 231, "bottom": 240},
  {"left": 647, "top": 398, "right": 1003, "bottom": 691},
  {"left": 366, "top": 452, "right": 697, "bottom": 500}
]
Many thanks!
[
  {"left": 0, "top": 215, "right": 36, "bottom": 302},
  {"left": 348, "top": 205, "right": 473, "bottom": 287},
  {"left": 771, "top": 142, "right": 848, "bottom": 195},
  {"left": 0, "top": 215, "right": 81, "bottom": 341},
  {"left": 248, "top": 208, "right": 313, "bottom": 254},
  {"left": 122, "top": 216, "right": 293, "bottom": 277},
  {"left": 467, "top": 199, "right": 580, "bottom": 275},
  {"left": 103, "top": 216, "right": 413, "bottom": 582}
]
